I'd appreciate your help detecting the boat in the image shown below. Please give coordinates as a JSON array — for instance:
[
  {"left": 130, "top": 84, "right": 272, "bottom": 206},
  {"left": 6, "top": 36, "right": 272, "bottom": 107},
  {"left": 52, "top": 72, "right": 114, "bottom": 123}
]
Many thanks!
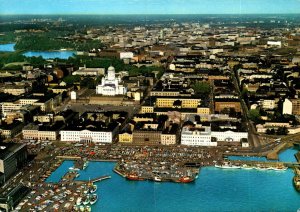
[
  {"left": 69, "top": 167, "right": 80, "bottom": 171},
  {"left": 241, "top": 164, "right": 253, "bottom": 170},
  {"left": 85, "top": 205, "right": 92, "bottom": 212},
  {"left": 293, "top": 175, "right": 300, "bottom": 192},
  {"left": 89, "top": 184, "right": 97, "bottom": 193},
  {"left": 89, "top": 194, "right": 98, "bottom": 205},
  {"left": 80, "top": 205, "right": 85, "bottom": 212},
  {"left": 76, "top": 173, "right": 80, "bottom": 177},
  {"left": 76, "top": 197, "right": 82, "bottom": 206},
  {"left": 83, "top": 161, "right": 89, "bottom": 170},
  {"left": 215, "top": 162, "right": 241, "bottom": 169},
  {"left": 153, "top": 176, "right": 162, "bottom": 182},
  {"left": 126, "top": 173, "right": 144, "bottom": 181},
  {"left": 178, "top": 176, "right": 194, "bottom": 183},
  {"left": 272, "top": 164, "right": 288, "bottom": 171},
  {"left": 82, "top": 195, "right": 90, "bottom": 205},
  {"left": 255, "top": 166, "right": 270, "bottom": 171}
]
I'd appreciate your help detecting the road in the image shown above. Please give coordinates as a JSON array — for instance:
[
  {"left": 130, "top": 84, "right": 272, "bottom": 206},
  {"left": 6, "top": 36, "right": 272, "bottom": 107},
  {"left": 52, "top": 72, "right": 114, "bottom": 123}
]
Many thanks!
[{"left": 230, "top": 72, "right": 262, "bottom": 148}]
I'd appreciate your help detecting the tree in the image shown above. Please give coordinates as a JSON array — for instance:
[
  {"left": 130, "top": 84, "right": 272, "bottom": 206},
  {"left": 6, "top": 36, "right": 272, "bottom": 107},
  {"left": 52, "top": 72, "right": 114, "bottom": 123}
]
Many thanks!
[
  {"left": 248, "top": 109, "right": 261, "bottom": 123},
  {"left": 276, "top": 127, "right": 288, "bottom": 135},
  {"left": 192, "top": 81, "right": 211, "bottom": 95},
  {"left": 63, "top": 75, "right": 81, "bottom": 85}
]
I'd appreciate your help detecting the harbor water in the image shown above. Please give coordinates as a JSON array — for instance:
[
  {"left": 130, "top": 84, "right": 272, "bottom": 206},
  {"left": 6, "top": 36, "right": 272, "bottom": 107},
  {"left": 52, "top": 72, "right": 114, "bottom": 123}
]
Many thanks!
[
  {"left": 228, "top": 148, "right": 299, "bottom": 162},
  {"left": 47, "top": 158, "right": 300, "bottom": 211},
  {"left": 0, "top": 43, "right": 75, "bottom": 59}
]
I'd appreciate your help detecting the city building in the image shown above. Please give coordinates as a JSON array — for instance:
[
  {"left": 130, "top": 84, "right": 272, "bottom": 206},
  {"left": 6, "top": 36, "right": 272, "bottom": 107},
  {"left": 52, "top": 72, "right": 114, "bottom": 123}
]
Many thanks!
[
  {"left": 0, "top": 143, "right": 28, "bottom": 185},
  {"left": 96, "top": 66, "right": 127, "bottom": 96}
]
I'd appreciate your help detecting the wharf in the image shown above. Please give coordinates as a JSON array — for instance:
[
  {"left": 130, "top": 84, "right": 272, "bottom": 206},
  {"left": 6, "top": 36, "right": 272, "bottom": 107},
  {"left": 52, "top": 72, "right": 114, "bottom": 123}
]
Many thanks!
[{"left": 226, "top": 160, "right": 300, "bottom": 169}]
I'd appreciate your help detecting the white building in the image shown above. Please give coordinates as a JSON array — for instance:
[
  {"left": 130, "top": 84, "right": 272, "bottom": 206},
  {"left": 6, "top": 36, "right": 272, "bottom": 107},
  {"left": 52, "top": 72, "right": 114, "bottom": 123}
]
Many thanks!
[
  {"left": 282, "top": 98, "right": 292, "bottom": 115},
  {"left": 60, "top": 129, "right": 115, "bottom": 143},
  {"left": 120, "top": 52, "right": 134, "bottom": 59},
  {"left": 181, "top": 125, "right": 248, "bottom": 146},
  {"left": 267, "top": 41, "right": 282, "bottom": 48},
  {"left": 96, "top": 66, "right": 127, "bottom": 96},
  {"left": 260, "top": 99, "right": 276, "bottom": 110},
  {"left": 181, "top": 126, "right": 216, "bottom": 146},
  {"left": 71, "top": 91, "right": 77, "bottom": 100},
  {"left": 211, "top": 131, "right": 248, "bottom": 142}
]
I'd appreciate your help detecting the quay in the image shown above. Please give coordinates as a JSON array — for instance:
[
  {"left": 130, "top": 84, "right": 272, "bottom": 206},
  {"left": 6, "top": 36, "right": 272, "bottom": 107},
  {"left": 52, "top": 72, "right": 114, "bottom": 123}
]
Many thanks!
[{"left": 56, "top": 156, "right": 82, "bottom": 160}]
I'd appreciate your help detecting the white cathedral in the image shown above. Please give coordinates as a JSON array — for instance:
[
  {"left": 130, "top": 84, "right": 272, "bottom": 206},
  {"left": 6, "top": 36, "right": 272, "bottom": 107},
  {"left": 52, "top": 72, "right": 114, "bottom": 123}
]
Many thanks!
[{"left": 96, "top": 66, "right": 127, "bottom": 96}]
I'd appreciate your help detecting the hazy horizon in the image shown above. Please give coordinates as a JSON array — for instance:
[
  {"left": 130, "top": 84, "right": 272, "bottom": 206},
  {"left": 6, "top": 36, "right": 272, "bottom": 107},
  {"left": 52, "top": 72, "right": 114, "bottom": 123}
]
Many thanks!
[{"left": 1, "top": 0, "right": 300, "bottom": 15}]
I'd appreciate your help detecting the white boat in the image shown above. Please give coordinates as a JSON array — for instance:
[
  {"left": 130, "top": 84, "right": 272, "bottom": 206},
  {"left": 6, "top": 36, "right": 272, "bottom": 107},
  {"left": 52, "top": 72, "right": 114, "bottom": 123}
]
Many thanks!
[
  {"left": 154, "top": 176, "right": 162, "bottom": 182},
  {"left": 89, "top": 184, "right": 97, "bottom": 193},
  {"left": 80, "top": 205, "right": 85, "bottom": 212},
  {"left": 83, "top": 161, "right": 89, "bottom": 170},
  {"left": 272, "top": 166, "right": 288, "bottom": 171},
  {"left": 69, "top": 167, "right": 80, "bottom": 171},
  {"left": 76, "top": 197, "right": 82, "bottom": 206},
  {"left": 215, "top": 163, "right": 240, "bottom": 169},
  {"left": 241, "top": 164, "right": 253, "bottom": 170},
  {"left": 85, "top": 205, "right": 92, "bottom": 212},
  {"left": 255, "top": 166, "right": 270, "bottom": 171},
  {"left": 89, "top": 194, "right": 98, "bottom": 205},
  {"left": 82, "top": 195, "right": 90, "bottom": 205}
]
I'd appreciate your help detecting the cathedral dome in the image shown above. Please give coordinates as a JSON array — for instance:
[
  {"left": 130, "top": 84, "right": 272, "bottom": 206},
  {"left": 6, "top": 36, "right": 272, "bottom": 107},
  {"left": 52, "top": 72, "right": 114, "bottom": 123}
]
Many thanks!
[{"left": 108, "top": 66, "right": 115, "bottom": 72}]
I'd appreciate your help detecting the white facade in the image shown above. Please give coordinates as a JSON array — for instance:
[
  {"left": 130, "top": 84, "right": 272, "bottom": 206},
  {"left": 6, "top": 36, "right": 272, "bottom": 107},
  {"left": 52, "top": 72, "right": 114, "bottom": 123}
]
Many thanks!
[
  {"left": 267, "top": 41, "right": 282, "bottom": 48},
  {"left": 282, "top": 98, "right": 292, "bottom": 115},
  {"left": 260, "top": 99, "right": 276, "bottom": 110},
  {"left": 60, "top": 129, "right": 113, "bottom": 143},
  {"left": 120, "top": 52, "right": 134, "bottom": 59},
  {"left": 181, "top": 126, "right": 216, "bottom": 146},
  {"left": 96, "top": 66, "right": 127, "bottom": 96},
  {"left": 181, "top": 126, "right": 248, "bottom": 146},
  {"left": 71, "top": 91, "right": 77, "bottom": 100},
  {"left": 211, "top": 131, "right": 248, "bottom": 142}
]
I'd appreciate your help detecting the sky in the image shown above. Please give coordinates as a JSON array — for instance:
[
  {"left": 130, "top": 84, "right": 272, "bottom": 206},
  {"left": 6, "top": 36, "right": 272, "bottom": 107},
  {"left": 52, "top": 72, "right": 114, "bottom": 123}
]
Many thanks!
[{"left": 1, "top": 0, "right": 300, "bottom": 15}]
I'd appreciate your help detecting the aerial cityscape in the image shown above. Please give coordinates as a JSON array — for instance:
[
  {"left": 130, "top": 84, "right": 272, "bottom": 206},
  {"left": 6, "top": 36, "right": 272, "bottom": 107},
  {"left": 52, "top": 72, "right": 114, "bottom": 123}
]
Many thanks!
[{"left": 0, "top": 0, "right": 300, "bottom": 212}]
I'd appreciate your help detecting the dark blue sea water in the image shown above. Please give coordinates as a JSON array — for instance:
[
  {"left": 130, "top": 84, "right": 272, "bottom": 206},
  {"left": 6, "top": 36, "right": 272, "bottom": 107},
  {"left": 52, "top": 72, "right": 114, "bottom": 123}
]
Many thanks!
[
  {"left": 0, "top": 43, "right": 15, "bottom": 52},
  {"left": 46, "top": 149, "right": 300, "bottom": 212}
]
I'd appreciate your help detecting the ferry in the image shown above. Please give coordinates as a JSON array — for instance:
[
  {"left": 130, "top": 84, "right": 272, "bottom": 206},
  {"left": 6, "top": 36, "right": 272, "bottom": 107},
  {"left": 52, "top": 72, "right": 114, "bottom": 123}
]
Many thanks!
[
  {"left": 293, "top": 175, "right": 300, "bottom": 192},
  {"left": 89, "top": 194, "right": 98, "bottom": 205},
  {"left": 215, "top": 163, "right": 241, "bottom": 169},
  {"left": 126, "top": 173, "right": 144, "bottom": 181},
  {"left": 178, "top": 176, "right": 194, "bottom": 183}
]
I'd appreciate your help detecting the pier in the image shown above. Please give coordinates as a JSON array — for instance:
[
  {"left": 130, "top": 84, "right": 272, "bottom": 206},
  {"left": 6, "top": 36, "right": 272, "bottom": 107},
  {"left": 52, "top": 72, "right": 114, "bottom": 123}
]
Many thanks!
[{"left": 91, "top": 175, "right": 111, "bottom": 183}]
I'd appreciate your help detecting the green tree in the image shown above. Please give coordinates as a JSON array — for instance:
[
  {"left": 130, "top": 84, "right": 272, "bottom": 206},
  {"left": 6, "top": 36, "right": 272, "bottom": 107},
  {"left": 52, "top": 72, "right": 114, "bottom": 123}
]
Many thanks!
[
  {"left": 63, "top": 75, "right": 81, "bottom": 85},
  {"left": 248, "top": 109, "right": 261, "bottom": 123},
  {"left": 192, "top": 81, "right": 211, "bottom": 95}
]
